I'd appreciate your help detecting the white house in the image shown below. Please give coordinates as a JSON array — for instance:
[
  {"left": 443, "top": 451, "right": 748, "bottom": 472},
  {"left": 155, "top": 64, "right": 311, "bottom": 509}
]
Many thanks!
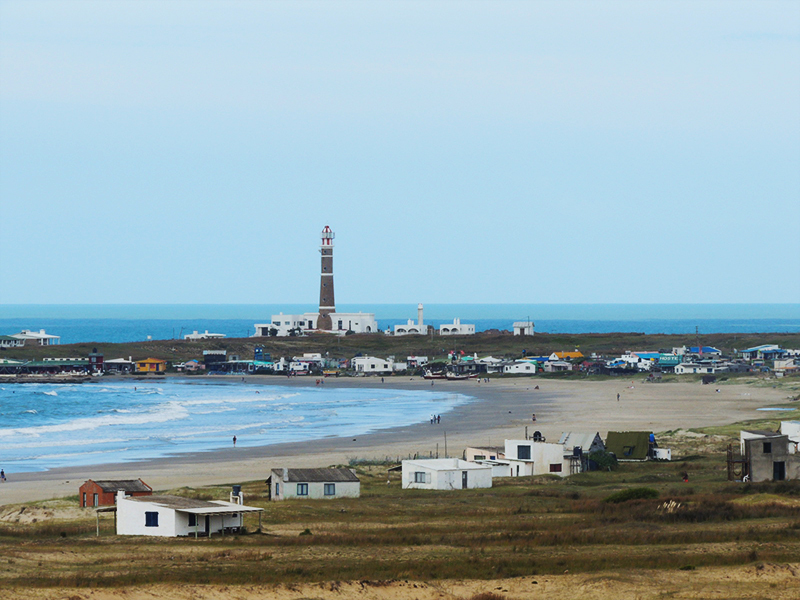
[
  {"left": 11, "top": 329, "right": 60, "bottom": 345},
  {"left": 289, "top": 353, "right": 325, "bottom": 374},
  {"left": 395, "top": 320, "right": 426, "bottom": 335},
  {"left": 407, "top": 356, "right": 429, "bottom": 368},
  {"left": 402, "top": 458, "right": 492, "bottom": 490},
  {"left": 439, "top": 319, "right": 475, "bottom": 335},
  {"left": 352, "top": 356, "right": 394, "bottom": 374},
  {"left": 504, "top": 439, "right": 572, "bottom": 477},
  {"left": 184, "top": 330, "right": 226, "bottom": 340},
  {"left": 543, "top": 360, "right": 573, "bottom": 372},
  {"left": 115, "top": 490, "right": 262, "bottom": 537},
  {"left": 254, "top": 312, "right": 378, "bottom": 337},
  {"left": 503, "top": 360, "right": 537, "bottom": 375},
  {"left": 513, "top": 321, "right": 535, "bottom": 336},
  {"left": 266, "top": 468, "right": 360, "bottom": 501},
  {"left": 477, "top": 356, "right": 507, "bottom": 373},
  {"left": 674, "top": 362, "right": 734, "bottom": 375}
]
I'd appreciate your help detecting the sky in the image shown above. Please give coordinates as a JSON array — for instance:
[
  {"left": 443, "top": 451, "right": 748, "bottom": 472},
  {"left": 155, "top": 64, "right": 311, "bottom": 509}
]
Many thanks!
[{"left": 1, "top": 1, "right": 798, "bottom": 305}]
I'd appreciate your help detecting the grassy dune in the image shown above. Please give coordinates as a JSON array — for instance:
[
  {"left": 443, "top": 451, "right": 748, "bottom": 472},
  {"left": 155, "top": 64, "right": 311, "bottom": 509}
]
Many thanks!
[{"left": 1, "top": 443, "right": 799, "bottom": 590}]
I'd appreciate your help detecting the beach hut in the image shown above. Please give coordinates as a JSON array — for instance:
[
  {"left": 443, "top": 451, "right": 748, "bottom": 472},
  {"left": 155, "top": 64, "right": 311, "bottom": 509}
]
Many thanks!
[
  {"left": 266, "top": 468, "right": 360, "bottom": 500},
  {"left": 504, "top": 439, "right": 572, "bottom": 476},
  {"left": 80, "top": 479, "right": 153, "bottom": 507},
  {"left": 135, "top": 358, "right": 166, "bottom": 374},
  {"left": 401, "top": 459, "right": 492, "bottom": 490},
  {"left": 740, "top": 431, "right": 800, "bottom": 483},
  {"left": 115, "top": 490, "right": 262, "bottom": 537}
]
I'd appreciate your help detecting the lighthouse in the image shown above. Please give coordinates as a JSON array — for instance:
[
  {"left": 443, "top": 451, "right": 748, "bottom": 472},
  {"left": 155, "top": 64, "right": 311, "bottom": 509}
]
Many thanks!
[{"left": 317, "top": 225, "right": 335, "bottom": 330}]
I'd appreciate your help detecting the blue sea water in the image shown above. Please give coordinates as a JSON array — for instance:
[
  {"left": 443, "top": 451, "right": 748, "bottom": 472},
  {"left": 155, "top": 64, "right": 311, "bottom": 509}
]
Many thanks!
[
  {"left": 0, "top": 304, "right": 798, "bottom": 344},
  {"left": 0, "top": 380, "right": 470, "bottom": 472}
]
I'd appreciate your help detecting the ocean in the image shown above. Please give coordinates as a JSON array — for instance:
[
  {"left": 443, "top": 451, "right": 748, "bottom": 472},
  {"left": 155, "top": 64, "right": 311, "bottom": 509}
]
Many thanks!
[
  {"left": 1, "top": 304, "right": 799, "bottom": 344},
  {"left": 0, "top": 379, "right": 470, "bottom": 473}
]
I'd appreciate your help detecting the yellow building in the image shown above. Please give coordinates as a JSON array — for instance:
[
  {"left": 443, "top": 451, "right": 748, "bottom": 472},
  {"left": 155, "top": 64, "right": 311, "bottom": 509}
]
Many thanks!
[
  {"left": 135, "top": 358, "right": 167, "bottom": 373},
  {"left": 549, "top": 351, "right": 584, "bottom": 361}
]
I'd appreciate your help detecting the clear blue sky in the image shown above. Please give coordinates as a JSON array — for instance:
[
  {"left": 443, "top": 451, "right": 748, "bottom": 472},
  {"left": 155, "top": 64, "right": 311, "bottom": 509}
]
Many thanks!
[{"left": 1, "top": 1, "right": 798, "bottom": 305}]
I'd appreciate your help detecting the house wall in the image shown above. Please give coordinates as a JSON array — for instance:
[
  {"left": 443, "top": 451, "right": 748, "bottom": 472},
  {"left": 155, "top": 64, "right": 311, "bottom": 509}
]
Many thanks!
[
  {"left": 279, "top": 480, "right": 360, "bottom": 500},
  {"left": 503, "top": 362, "right": 536, "bottom": 374},
  {"left": 464, "top": 447, "right": 504, "bottom": 461},
  {"left": 117, "top": 497, "right": 178, "bottom": 537},
  {"left": 401, "top": 460, "right": 492, "bottom": 490},
  {"left": 745, "top": 436, "right": 800, "bottom": 482},
  {"left": 79, "top": 481, "right": 151, "bottom": 507},
  {"left": 483, "top": 460, "right": 534, "bottom": 478},
  {"left": 136, "top": 361, "right": 165, "bottom": 373},
  {"left": 352, "top": 357, "right": 393, "bottom": 373}
]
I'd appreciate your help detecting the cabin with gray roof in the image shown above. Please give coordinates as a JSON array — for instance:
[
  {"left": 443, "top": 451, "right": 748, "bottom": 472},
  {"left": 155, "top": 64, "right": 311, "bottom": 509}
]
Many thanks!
[
  {"left": 266, "top": 467, "right": 360, "bottom": 501},
  {"left": 79, "top": 478, "right": 153, "bottom": 507}
]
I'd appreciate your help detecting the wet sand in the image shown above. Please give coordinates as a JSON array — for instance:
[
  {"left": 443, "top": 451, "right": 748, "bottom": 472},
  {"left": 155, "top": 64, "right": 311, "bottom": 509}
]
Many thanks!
[{"left": 0, "top": 376, "right": 794, "bottom": 504}]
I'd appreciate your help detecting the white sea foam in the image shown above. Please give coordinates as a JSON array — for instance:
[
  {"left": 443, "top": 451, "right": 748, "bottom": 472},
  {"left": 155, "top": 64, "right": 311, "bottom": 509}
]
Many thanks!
[
  {"left": 1, "top": 381, "right": 470, "bottom": 471},
  {"left": 43, "top": 391, "right": 58, "bottom": 396},
  {"left": 0, "top": 400, "right": 189, "bottom": 439}
]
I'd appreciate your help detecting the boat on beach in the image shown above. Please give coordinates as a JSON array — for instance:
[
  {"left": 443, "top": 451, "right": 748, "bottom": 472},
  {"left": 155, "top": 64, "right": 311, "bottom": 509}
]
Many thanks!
[{"left": 423, "top": 370, "right": 446, "bottom": 380}]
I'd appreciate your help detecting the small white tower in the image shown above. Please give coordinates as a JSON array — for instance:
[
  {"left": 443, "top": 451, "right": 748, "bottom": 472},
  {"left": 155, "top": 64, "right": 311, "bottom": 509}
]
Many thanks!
[{"left": 417, "top": 303, "right": 424, "bottom": 329}]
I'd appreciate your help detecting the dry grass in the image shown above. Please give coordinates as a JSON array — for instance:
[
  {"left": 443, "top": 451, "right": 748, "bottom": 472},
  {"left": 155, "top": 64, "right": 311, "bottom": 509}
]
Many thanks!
[{"left": 1, "top": 454, "right": 800, "bottom": 589}]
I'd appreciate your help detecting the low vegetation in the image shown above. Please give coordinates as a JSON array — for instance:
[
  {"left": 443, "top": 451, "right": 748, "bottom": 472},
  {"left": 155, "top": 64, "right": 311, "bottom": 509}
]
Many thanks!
[
  {"left": 1, "top": 441, "right": 799, "bottom": 589},
  {"left": 5, "top": 330, "right": 800, "bottom": 365}
]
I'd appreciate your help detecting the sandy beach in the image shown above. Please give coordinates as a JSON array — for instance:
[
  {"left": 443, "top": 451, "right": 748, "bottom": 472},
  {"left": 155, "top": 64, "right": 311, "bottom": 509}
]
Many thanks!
[{"left": 1, "top": 376, "right": 794, "bottom": 505}]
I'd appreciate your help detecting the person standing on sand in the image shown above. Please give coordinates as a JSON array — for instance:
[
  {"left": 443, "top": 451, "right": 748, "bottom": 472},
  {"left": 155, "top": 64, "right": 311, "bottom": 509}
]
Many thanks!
[
  {"left": 232, "top": 435, "right": 237, "bottom": 448},
  {"left": 1, "top": 469, "right": 6, "bottom": 482},
  {"left": 617, "top": 393, "right": 620, "bottom": 401}
]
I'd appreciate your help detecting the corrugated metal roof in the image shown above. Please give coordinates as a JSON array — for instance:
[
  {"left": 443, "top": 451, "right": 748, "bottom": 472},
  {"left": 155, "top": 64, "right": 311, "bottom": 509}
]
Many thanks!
[
  {"left": 130, "top": 495, "right": 262, "bottom": 513},
  {"left": 559, "top": 432, "right": 602, "bottom": 451},
  {"left": 279, "top": 468, "right": 360, "bottom": 482},
  {"left": 90, "top": 479, "right": 152, "bottom": 493}
]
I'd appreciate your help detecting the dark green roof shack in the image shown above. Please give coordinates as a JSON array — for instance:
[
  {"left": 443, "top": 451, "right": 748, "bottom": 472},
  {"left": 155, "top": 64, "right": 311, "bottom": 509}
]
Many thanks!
[{"left": 605, "top": 431, "right": 653, "bottom": 461}]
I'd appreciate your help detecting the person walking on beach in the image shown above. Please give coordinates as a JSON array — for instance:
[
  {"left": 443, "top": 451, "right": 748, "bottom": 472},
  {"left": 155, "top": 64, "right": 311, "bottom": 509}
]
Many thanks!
[
  {"left": 232, "top": 435, "right": 237, "bottom": 448},
  {"left": 1, "top": 469, "right": 6, "bottom": 482},
  {"left": 617, "top": 393, "right": 620, "bottom": 401}
]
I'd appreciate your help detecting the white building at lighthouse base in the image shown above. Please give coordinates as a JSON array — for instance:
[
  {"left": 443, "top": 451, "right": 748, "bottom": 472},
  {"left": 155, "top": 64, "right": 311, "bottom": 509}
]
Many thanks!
[{"left": 254, "top": 312, "right": 378, "bottom": 337}]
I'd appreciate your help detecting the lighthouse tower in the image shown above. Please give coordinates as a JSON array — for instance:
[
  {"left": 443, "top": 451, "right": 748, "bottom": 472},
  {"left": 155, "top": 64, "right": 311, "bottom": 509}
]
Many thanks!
[{"left": 317, "top": 226, "right": 336, "bottom": 330}]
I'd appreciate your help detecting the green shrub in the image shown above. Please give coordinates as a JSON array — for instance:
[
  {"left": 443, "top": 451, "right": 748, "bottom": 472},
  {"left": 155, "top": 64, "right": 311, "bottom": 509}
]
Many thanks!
[
  {"left": 589, "top": 451, "right": 618, "bottom": 471},
  {"left": 604, "top": 487, "right": 659, "bottom": 503}
]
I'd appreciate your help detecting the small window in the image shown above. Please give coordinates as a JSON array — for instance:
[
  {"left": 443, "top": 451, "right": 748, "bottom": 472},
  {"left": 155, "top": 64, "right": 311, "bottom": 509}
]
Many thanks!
[
  {"left": 145, "top": 512, "right": 159, "bottom": 527},
  {"left": 324, "top": 483, "right": 335, "bottom": 496},
  {"left": 82, "top": 492, "right": 86, "bottom": 507},
  {"left": 517, "top": 445, "right": 531, "bottom": 460},
  {"left": 763, "top": 442, "right": 772, "bottom": 454},
  {"left": 414, "top": 471, "right": 426, "bottom": 483},
  {"left": 93, "top": 493, "right": 99, "bottom": 507},
  {"left": 549, "top": 464, "right": 563, "bottom": 473},
  {"left": 188, "top": 513, "right": 197, "bottom": 527},
  {"left": 275, "top": 483, "right": 280, "bottom": 496},
  {"left": 297, "top": 483, "right": 309, "bottom": 496},
  {"left": 474, "top": 454, "right": 486, "bottom": 460}
]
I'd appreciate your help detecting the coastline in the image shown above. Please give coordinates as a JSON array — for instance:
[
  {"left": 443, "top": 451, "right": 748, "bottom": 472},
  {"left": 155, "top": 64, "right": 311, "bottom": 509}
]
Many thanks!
[{"left": 1, "top": 375, "right": 795, "bottom": 505}]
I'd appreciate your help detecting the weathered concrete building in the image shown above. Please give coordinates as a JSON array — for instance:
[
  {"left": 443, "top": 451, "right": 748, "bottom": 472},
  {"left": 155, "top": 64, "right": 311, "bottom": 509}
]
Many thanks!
[{"left": 740, "top": 430, "right": 800, "bottom": 482}]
